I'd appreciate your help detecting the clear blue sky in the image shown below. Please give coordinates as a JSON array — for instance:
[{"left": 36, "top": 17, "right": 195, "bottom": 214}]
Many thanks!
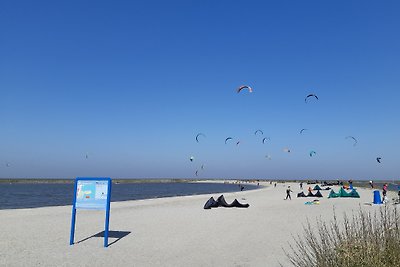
[{"left": 1, "top": 0, "right": 399, "bottom": 180}]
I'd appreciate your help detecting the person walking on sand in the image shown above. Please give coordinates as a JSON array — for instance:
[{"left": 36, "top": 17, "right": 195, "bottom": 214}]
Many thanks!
[{"left": 285, "top": 186, "right": 293, "bottom": 200}]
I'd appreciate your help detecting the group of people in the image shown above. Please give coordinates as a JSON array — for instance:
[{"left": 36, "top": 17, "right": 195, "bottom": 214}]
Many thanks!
[{"left": 275, "top": 180, "right": 400, "bottom": 203}]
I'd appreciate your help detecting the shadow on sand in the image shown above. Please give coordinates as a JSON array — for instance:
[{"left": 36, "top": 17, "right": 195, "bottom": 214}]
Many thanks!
[{"left": 75, "top": 230, "right": 131, "bottom": 247}]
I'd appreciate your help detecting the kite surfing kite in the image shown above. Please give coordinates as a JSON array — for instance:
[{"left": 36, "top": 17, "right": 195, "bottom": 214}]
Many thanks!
[
  {"left": 189, "top": 156, "right": 194, "bottom": 162},
  {"left": 300, "top": 128, "right": 308, "bottom": 134},
  {"left": 236, "top": 141, "right": 241, "bottom": 146},
  {"left": 376, "top": 157, "right": 382, "bottom": 163},
  {"left": 262, "top": 137, "right": 270, "bottom": 144},
  {"left": 283, "top": 148, "right": 291, "bottom": 153},
  {"left": 196, "top": 133, "right": 206, "bottom": 143},
  {"left": 195, "top": 170, "right": 199, "bottom": 176},
  {"left": 237, "top": 85, "right": 253, "bottom": 93},
  {"left": 309, "top": 151, "right": 316, "bottom": 157},
  {"left": 225, "top": 137, "right": 233, "bottom": 144},
  {"left": 265, "top": 155, "right": 272, "bottom": 160},
  {"left": 345, "top": 136, "right": 358, "bottom": 146},
  {"left": 305, "top": 94, "right": 318, "bottom": 103},
  {"left": 254, "top": 129, "right": 263, "bottom": 135}
]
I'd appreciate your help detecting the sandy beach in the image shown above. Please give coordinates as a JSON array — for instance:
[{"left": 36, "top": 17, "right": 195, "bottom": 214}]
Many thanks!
[{"left": 0, "top": 182, "right": 395, "bottom": 267}]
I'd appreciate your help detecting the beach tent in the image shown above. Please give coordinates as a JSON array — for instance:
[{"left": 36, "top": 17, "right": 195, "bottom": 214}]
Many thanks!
[
  {"left": 217, "top": 195, "right": 233, "bottom": 207},
  {"left": 328, "top": 189, "right": 340, "bottom": 198},
  {"left": 204, "top": 197, "right": 219, "bottom": 209},
  {"left": 348, "top": 189, "right": 360, "bottom": 198},
  {"left": 307, "top": 191, "right": 315, "bottom": 197},
  {"left": 204, "top": 195, "right": 249, "bottom": 209},
  {"left": 230, "top": 199, "right": 250, "bottom": 208},
  {"left": 328, "top": 188, "right": 360, "bottom": 199},
  {"left": 314, "top": 190, "right": 323, "bottom": 198},
  {"left": 297, "top": 192, "right": 306, "bottom": 198},
  {"left": 339, "top": 187, "right": 352, "bottom": 197},
  {"left": 313, "top": 185, "right": 322, "bottom": 191}
]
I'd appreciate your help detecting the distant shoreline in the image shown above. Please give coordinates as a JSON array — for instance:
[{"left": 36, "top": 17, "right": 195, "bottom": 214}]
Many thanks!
[{"left": 0, "top": 178, "right": 398, "bottom": 185}]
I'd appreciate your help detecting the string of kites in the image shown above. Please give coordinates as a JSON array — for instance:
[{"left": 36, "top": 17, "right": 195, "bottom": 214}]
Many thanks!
[{"left": 189, "top": 85, "right": 383, "bottom": 176}]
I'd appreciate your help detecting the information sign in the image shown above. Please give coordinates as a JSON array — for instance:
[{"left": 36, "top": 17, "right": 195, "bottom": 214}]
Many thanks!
[{"left": 70, "top": 177, "right": 112, "bottom": 247}]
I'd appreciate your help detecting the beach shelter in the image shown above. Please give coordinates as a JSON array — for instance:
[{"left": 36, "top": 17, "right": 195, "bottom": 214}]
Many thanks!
[
  {"left": 313, "top": 185, "right": 322, "bottom": 191},
  {"left": 314, "top": 190, "right": 323, "bottom": 198},
  {"left": 204, "top": 197, "right": 219, "bottom": 209},
  {"left": 204, "top": 195, "right": 250, "bottom": 209},
  {"left": 297, "top": 192, "right": 306, "bottom": 198},
  {"left": 348, "top": 189, "right": 360, "bottom": 198},
  {"left": 339, "top": 187, "right": 352, "bottom": 197},
  {"left": 230, "top": 199, "right": 250, "bottom": 208},
  {"left": 307, "top": 191, "right": 315, "bottom": 197},
  {"left": 217, "top": 195, "right": 232, "bottom": 207},
  {"left": 328, "top": 189, "right": 340, "bottom": 198}
]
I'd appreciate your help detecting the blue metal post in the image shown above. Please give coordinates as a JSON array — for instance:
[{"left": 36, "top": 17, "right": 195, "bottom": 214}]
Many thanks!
[
  {"left": 104, "top": 179, "right": 112, "bottom": 247},
  {"left": 70, "top": 179, "right": 78, "bottom": 245}
]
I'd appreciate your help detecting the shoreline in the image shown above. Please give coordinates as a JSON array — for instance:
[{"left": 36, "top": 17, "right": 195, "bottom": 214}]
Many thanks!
[{"left": 0, "top": 180, "right": 260, "bottom": 210}]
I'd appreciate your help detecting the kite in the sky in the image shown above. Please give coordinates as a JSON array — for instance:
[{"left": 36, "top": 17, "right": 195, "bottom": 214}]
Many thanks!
[
  {"left": 309, "top": 150, "right": 316, "bottom": 157},
  {"left": 5, "top": 162, "right": 11, "bottom": 167},
  {"left": 305, "top": 94, "right": 318, "bottom": 103},
  {"left": 225, "top": 137, "right": 233, "bottom": 144},
  {"left": 237, "top": 85, "right": 253, "bottom": 93},
  {"left": 195, "top": 170, "right": 199, "bottom": 176},
  {"left": 196, "top": 133, "right": 206, "bottom": 143},
  {"left": 376, "top": 157, "right": 382, "bottom": 163},
  {"left": 254, "top": 129, "right": 263, "bottom": 135},
  {"left": 265, "top": 155, "right": 272, "bottom": 160},
  {"left": 300, "top": 128, "right": 308, "bottom": 134},
  {"left": 262, "top": 137, "right": 270, "bottom": 144},
  {"left": 236, "top": 141, "right": 241, "bottom": 146},
  {"left": 283, "top": 148, "right": 291, "bottom": 153},
  {"left": 345, "top": 136, "right": 358, "bottom": 146},
  {"left": 190, "top": 156, "right": 194, "bottom": 162}
]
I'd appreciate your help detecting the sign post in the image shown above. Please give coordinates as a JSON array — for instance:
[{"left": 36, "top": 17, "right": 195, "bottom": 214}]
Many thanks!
[{"left": 70, "top": 177, "right": 112, "bottom": 247}]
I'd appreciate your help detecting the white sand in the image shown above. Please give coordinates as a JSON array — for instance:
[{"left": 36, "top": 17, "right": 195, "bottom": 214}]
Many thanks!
[{"left": 0, "top": 183, "right": 394, "bottom": 267}]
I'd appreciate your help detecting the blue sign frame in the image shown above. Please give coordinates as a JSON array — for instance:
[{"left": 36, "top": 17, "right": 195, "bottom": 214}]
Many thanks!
[{"left": 70, "top": 177, "right": 112, "bottom": 247}]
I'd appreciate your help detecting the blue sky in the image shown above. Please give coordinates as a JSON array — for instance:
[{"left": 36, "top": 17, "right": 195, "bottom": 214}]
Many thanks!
[{"left": 1, "top": 1, "right": 399, "bottom": 180}]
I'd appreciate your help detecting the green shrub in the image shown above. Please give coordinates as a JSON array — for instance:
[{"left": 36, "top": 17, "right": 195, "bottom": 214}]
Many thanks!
[{"left": 285, "top": 205, "right": 400, "bottom": 267}]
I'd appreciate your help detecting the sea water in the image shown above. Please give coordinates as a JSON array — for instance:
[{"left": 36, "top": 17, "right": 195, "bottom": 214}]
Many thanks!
[{"left": 0, "top": 182, "right": 257, "bottom": 209}]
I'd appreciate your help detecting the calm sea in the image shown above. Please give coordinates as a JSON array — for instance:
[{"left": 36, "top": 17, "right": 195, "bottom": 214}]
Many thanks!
[{"left": 0, "top": 182, "right": 257, "bottom": 210}]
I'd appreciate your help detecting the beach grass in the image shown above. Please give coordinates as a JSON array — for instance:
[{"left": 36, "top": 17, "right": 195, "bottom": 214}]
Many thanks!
[{"left": 285, "top": 205, "right": 400, "bottom": 267}]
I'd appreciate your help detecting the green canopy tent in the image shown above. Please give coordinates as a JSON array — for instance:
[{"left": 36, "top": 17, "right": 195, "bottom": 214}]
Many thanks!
[
  {"left": 328, "top": 189, "right": 340, "bottom": 198},
  {"left": 348, "top": 189, "right": 360, "bottom": 198},
  {"left": 339, "top": 187, "right": 351, "bottom": 197},
  {"left": 313, "top": 185, "right": 322, "bottom": 191},
  {"left": 328, "top": 188, "right": 360, "bottom": 198}
]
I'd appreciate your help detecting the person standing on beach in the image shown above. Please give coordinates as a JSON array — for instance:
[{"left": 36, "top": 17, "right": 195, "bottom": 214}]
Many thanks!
[
  {"left": 285, "top": 186, "right": 293, "bottom": 200},
  {"left": 383, "top": 183, "right": 388, "bottom": 198},
  {"left": 369, "top": 180, "right": 374, "bottom": 188},
  {"left": 397, "top": 185, "right": 400, "bottom": 202},
  {"left": 274, "top": 182, "right": 277, "bottom": 188},
  {"left": 299, "top": 182, "right": 303, "bottom": 189}
]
